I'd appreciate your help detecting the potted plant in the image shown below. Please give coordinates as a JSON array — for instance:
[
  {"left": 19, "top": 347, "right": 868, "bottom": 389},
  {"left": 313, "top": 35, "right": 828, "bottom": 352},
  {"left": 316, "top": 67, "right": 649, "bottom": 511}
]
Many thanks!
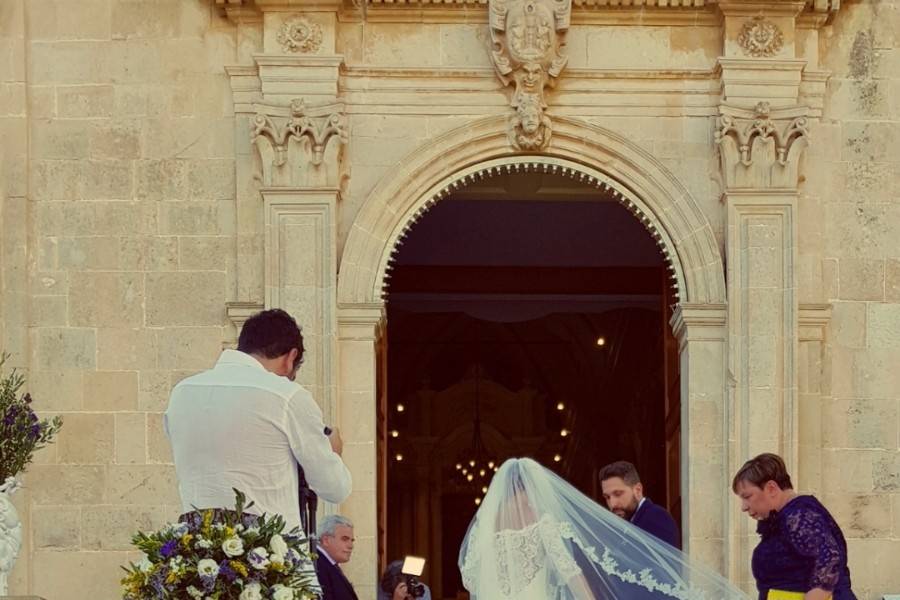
[{"left": 0, "top": 354, "right": 63, "bottom": 595}]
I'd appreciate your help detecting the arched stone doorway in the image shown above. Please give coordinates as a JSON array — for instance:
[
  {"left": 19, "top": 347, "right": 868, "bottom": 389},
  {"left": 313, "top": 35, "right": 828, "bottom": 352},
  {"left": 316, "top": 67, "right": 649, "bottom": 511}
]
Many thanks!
[
  {"left": 335, "top": 116, "right": 730, "bottom": 593},
  {"left": 382, "top": 169, "right": 683, "bottom": 598}
]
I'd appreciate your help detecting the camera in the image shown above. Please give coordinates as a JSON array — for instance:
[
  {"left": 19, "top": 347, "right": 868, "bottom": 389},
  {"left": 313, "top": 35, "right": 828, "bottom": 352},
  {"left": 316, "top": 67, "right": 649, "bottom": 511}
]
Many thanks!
[{"left": 380, "top": 556, "right": 427, "bottom": 599}]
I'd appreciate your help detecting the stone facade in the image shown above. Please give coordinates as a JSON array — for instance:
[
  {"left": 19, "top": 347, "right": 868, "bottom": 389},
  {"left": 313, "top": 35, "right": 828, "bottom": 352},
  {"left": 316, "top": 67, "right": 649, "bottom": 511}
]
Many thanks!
[{"left": 1, "top": 0, "right": 899, "bottom": 598}]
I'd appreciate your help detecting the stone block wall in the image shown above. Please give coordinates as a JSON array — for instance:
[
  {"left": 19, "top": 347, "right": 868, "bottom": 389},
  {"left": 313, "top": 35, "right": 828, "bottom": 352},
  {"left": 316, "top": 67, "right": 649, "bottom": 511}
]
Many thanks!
[
  {"left": 813, "top": 3, "right": 900, "bottom": 598},
  {"left": 0, "top": 0, "right": 898, "bottom": 598},
  {"left": 2, "top": 1, "right": 236, "bottom": 596}
]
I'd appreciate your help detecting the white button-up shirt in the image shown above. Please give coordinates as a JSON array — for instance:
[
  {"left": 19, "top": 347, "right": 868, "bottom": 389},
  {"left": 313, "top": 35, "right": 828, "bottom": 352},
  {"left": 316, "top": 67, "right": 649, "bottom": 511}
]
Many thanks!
[{"left": 164, "top": 349, "right": 352, "bottom": 530}]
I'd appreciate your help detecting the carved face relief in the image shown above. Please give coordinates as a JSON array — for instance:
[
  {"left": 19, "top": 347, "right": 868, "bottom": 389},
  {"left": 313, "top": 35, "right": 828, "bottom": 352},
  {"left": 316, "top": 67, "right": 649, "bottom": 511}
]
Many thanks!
[
  {"left": 517, "top": 99, "right": 542, "bottom": 134},
  {"left": 521, "top": 62, "right": 544, "bottom": 91}
]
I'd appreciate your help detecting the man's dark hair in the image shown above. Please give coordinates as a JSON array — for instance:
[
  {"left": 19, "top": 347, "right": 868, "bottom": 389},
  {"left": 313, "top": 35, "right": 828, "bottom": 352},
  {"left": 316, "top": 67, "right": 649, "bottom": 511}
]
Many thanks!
[
  {"left": 237, "top": 309, "right": 305, "bottom": 362},
  {"left": 731, "top": 452, "right": 793, "bottom": 492},
  {"left": 380, "top": 560, "right": 404, "bottom": 593},
  {"left": 598, "top": 460, "right": 641, "bottom": 486}
]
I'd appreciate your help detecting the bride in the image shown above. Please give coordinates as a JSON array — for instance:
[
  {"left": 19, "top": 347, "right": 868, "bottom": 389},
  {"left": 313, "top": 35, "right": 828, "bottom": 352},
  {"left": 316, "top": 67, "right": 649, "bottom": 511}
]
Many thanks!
[{"left": 459, "top": 458, "right": 750, "bottom": 600}]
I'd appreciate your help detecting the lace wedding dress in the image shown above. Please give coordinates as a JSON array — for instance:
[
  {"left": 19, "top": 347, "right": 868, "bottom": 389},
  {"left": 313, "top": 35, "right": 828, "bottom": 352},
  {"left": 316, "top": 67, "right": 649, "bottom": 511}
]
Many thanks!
[{"left": 459, "top": 458, "right": 752, "bottom": 600}]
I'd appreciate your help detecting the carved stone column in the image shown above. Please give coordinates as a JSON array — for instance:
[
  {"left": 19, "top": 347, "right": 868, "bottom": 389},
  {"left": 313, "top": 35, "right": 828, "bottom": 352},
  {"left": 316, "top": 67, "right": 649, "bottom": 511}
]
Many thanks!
[
  {"left": 221, "top": 1, "right": 347, "bottom": 421},
  {"left": 715, "top": 1, "right": 814, "bottom": 589},
  {"left": 336, "top": 304, "right": 384, "bottom": 600},
  {"left": 670, "top": 304, "right": 728, "bottom": 573},
  {"left": 798, "top": 304, "right": 831, "bottom": 496}
]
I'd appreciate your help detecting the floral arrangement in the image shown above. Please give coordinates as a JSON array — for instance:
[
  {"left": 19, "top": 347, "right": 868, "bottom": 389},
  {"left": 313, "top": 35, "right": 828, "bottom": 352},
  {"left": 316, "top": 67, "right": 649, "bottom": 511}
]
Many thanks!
[
  {"left": 121, "top": 490, "right": 322, "bottom": 600},
  {"left": 0, "top": 354, "right": 63, "bottom": 486}
]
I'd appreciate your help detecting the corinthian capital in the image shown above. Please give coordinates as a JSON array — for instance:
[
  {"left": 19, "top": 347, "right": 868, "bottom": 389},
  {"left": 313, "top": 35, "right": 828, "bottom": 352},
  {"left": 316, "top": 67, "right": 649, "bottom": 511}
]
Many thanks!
[
  {"left": 715, "top": 102, "right": 809, "bottom": 190},
  {"left": 251, "top": 98, "right": 347, "bottom": 189}
]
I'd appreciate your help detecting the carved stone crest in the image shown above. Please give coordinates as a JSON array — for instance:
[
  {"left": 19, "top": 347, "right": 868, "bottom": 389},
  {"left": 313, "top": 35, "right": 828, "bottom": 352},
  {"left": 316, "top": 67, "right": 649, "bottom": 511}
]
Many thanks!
[
  {"left": 489, "top": 0, "right": 571, "bottom": 150},
  {"left": 737, "top": 17, "right": 784, "bottom": 58},
  {"left": 277, "top": 16, "right": 323, "bottom": 54}
]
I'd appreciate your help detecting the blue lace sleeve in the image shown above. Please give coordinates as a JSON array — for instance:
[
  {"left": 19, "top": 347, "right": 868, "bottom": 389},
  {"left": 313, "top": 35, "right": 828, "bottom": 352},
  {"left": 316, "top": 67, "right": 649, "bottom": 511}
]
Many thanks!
[{"left": 784, "top": 507, "right": 842, "bottom": 591}]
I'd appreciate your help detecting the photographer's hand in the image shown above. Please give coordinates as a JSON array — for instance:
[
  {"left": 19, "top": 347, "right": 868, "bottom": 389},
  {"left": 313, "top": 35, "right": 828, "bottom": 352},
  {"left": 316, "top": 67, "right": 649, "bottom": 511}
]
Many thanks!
[
  {"left": 392, "top": 582, "right": 411, "bottom": 600},
  {"left": 327, "top": 426, "right": 344, "bottom": 456}
]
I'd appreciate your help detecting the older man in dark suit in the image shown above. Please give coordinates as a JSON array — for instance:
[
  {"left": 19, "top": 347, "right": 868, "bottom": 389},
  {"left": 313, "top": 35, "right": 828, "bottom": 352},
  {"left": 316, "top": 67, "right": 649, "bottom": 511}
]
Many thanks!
[
  {"left": 599, "top": 460, "right": 680, "bottom": 549},
  {"left": 317, "top": 514, "right": 359, "bottom": 600}
]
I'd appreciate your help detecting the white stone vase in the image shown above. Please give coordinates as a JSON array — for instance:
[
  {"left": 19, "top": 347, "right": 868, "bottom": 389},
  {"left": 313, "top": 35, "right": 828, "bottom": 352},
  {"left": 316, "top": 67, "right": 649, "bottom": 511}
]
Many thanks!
[{"left": 0, "top": 477, "right": 22, "bottom": 596}]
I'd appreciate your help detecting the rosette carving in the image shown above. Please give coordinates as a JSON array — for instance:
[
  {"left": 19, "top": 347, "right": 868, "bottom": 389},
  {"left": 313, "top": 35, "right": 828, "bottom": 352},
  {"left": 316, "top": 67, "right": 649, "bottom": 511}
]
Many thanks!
[
  {"left": 276, "top": 16, "right": 323, "bottom": 54},
  {"left": 737, "top": 17, "right": 784, "bottom": 58}
]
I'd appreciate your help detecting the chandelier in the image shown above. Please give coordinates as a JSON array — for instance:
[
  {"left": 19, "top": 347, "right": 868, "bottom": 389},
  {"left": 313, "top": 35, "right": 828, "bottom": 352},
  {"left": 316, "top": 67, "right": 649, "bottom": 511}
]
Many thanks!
[{"left": 454, "top": 365, "right": 499, "bottom": 505}]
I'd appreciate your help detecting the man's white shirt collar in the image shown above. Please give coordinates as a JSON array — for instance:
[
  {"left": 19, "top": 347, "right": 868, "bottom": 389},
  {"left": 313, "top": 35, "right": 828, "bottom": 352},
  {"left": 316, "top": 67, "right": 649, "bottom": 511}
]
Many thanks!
[{"left": 630, "top": 497, "right": 648, "bottom": 521}]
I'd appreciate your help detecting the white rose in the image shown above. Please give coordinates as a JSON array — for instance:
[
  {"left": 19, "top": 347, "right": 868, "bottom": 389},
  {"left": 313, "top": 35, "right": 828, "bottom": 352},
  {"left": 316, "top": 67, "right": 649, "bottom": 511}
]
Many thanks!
[
  {"left": 197, "top": 558, "right": 219, "bottom": 578},
  {"left": 222, "top": 536, "right": 245, "bottom": 557},
  {"left": 271, "top": 584, "right": 294, "bottom": 600},
  {"left": 269, "top": 534, "right": 289, "bottom": 557},
  {"left": 248, "top": 547, "right": 270, "bottom": 570},
  {"left": 239, "top": 582, "right": 263, "bottom": 600}
]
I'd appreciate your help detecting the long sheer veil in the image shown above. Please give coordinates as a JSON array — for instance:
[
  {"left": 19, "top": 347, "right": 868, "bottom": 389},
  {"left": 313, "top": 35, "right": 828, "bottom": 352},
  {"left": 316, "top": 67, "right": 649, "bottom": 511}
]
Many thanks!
[{"left": 458, "top": 458, "right": 750, "bottom": 600}]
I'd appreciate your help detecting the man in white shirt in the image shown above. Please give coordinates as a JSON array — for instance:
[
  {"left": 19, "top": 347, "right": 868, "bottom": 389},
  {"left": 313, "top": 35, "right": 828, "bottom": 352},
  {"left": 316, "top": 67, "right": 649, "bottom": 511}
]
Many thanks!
[{"left": 164, "top": 308, "right": 352, "bottom": 530}]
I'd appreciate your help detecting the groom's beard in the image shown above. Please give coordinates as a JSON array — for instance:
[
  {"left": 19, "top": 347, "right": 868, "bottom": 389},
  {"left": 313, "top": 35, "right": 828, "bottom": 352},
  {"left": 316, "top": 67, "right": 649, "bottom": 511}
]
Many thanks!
[{"left": 614, "top": 498, "right": 640, "bottom": 520}]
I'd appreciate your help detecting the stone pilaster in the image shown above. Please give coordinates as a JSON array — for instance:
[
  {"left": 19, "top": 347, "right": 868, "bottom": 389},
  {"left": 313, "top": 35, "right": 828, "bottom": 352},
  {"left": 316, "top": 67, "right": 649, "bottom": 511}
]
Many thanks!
[
  {"left": 670, "top": 304, "right": 728, "bottom": 574},
  {"left": 797, "top": 303, "right": 831, "bottom": 496},
  {"left": 261, "top": 189, "right": 340, "bottom": 422},
  {"left": 715, "top": 3, "right": 815, "bottom": 590},
  {"left": 336, "top": 303, "right": 384, "bottom": 600}
]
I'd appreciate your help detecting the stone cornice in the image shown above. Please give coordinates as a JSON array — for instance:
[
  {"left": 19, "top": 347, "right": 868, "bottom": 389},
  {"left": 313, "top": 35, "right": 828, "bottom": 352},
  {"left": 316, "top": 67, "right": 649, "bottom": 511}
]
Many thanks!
[{"left": 216, "top": 0, "right": 839, "bottom": 26}]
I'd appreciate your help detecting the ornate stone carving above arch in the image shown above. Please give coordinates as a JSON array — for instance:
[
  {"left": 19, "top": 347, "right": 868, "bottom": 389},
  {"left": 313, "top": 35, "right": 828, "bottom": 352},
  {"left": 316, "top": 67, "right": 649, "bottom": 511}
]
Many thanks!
[{"left": 337, "top": 115, "right": 726, "bottom": 308}]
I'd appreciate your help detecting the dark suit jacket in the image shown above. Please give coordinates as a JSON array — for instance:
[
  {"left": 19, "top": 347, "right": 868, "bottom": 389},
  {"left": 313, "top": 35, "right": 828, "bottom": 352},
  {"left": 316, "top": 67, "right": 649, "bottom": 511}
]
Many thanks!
[
  {"left": 631, "top": 498, "right": 681, "bottom": 549},
  {"left": 317, "top": 553, "right": 359, "bottom": 600}
]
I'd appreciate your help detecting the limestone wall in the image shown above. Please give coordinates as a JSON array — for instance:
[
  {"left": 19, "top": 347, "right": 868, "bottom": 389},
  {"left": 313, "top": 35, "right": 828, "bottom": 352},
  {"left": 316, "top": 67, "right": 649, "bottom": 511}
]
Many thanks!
[
  {"left": 0, "top": 0, "right": 898, "bottom": 598},
  {"left": 813, "top": 2, "right": 900, "bottom": 598}
]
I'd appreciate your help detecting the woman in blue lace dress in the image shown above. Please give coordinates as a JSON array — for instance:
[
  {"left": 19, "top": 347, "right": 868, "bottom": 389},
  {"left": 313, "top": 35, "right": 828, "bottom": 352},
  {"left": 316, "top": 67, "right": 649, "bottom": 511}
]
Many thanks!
[{"left": 733, "top": 453, "right": 857, "bottom": 600}]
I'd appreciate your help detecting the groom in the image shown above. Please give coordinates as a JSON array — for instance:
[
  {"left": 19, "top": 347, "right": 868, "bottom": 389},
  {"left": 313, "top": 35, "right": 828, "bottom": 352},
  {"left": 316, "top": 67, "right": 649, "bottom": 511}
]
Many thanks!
[{"left": 599, "top": 460, "right": 680, "bottom": 549}]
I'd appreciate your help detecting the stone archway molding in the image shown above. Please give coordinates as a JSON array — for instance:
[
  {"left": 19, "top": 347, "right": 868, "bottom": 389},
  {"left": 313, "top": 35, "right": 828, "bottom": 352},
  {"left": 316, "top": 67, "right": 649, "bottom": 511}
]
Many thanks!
[{"left": 338, "top": 115, "right": 725, "bottom": 306}]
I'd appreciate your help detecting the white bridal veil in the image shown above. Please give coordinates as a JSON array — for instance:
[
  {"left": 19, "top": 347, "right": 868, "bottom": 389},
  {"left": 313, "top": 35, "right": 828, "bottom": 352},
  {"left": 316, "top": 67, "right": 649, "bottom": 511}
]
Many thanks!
[{"left": 458, "top": 458, "right": 750, "bottom": 600}]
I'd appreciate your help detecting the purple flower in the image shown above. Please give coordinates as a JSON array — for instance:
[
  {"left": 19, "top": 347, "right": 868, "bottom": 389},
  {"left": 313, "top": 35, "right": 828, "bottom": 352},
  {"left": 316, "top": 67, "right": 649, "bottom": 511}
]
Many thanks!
[
  {"left": 23, "top": 393, "right": 32, "bottom": 404},
  {"left": 218, "top": 560, "right": 237, "bottom": 582},
  {"left": 3, "top": 405, "right": 18, "bottom": 426},
  {"left": 160, "top": 539, "right": 178, "bottom": 559},
  {"left": 28, "top": 424, "right": 40, "bottom": 440}
]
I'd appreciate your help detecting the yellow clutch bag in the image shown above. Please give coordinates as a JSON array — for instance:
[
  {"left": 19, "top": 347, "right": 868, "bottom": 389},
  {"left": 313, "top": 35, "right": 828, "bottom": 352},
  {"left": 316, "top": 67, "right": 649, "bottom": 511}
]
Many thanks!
[{"left": 766, "top": 591, "right": 805, "bottom": 600}]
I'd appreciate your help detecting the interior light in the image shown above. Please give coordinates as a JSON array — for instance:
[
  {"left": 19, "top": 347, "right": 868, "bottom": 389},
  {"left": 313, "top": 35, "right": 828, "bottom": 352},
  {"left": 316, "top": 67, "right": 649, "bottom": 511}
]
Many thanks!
[
  {"left": 395, "top": 453, "right": 404, "bottom": 461},
  {"left": 467, "top": 473, "right": 474, "bottom": 482},
  {"left": 482, "top": 486, "right": 488, "bottom": 493},
  {"left": 553, "top": 454, "right": 562, "bottom": 462},
  {"left": 390, "top": 430, "right": 399, "bottom": 438},
  {"left": 596, "top": 337, "right": 606, "bottom": 347},
  {"left": 556, "top": 402, "right": 565, "bottom": 411},
  {"left": 456, "top": 463, "right": 463, "bottom": 470},
  {"left": 469, "top": 460, "right": 476, "bottom": 467},
  {"left": 488, "top": 461, "right": 495, "bottom": 468},
  {"left": 479, "top": 469, "right": 486, "bottom": 477},
  {"left": 474, "top": 498, "right": 481, "bottom": 506},
  {"left": 396, "top": 404, "right": 405, "bottom": 412},
  {"left": 560, "top": 429, "right": 569, "bottom": 437}
]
